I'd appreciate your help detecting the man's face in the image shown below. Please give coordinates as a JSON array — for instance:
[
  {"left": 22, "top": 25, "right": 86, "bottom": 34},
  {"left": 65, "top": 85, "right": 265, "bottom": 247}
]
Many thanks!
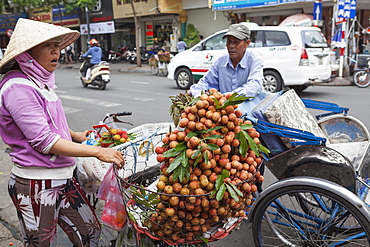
[{"left": 226, "top": 36, "right": 250, "bottom": 62}]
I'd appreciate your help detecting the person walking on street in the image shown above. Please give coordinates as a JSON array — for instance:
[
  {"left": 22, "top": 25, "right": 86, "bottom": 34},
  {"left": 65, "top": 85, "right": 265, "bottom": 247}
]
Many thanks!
[
  {"left": 66, "top": 44, "right": 74, "bottom": 63},
  {"left": 0, "top": 18, "right": 124, "bottom": 247},
  {"left": 176, "top": 38, "right": 187, "bottom": 53},
  {"left": 188, "top": 23, "right": 264, "bottom": 99},
  {"left": 80, "top": 39, "right": 102, "bottom": 80}
]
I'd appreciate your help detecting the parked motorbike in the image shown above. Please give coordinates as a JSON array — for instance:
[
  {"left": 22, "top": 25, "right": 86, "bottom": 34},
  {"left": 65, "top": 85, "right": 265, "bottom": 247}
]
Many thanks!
[
  {"left": 129, "top": 46, "right": 153, "bottom": 64},
  {"left": 108, "top": 46, "right": 129, "bottom": 64},
  {"left": 79, "top": 57, "right": 110, "bottom": 90}
]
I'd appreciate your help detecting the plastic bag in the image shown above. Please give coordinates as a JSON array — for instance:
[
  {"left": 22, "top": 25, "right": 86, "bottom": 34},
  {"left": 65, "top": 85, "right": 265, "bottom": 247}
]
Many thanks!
[
  {"left": 75, "top": 157, "right": 109, "bottom": 194},
  {"left": 97, "top": 164, "right": 128, "bottom": 231}
]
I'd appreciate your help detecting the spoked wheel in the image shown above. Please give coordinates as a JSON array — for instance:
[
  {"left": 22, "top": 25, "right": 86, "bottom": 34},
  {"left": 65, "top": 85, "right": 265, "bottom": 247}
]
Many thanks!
[
  {"left": 249, "top": 177, "right": 370, "bottom": 247},
  {"left": 353, "top": 71, "right": 370, "bottom": 88},
  {"left": 151, "top": 65, "right": 159, "bottom": 75}
]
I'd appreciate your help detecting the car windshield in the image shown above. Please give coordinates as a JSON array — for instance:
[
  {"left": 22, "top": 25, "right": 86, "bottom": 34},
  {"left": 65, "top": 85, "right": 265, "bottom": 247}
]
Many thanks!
[{"left": 303, "top": 30, "right": 328, "bottom": 48}]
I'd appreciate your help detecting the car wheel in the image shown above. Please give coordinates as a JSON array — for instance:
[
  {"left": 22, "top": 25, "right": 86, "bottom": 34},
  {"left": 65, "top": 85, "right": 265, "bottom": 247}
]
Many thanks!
[
  {"left": 263, "top": 71, "right": 282, "bottom": 93},
  {"left": 175, "top": 68, "right": 193, "bottom": 90}
]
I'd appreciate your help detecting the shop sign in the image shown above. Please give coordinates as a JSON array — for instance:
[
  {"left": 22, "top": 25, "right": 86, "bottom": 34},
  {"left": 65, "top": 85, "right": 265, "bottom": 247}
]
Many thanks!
[
  {"left": 212, "top": 0, "right": 278, "bottom": 10},
  {"left": 28, "top": 8, "right": 52, "bottom": 23},
  {"left": 52, "top": 5, "right": 80, "bottom": 27},
  {"left": 113, "top": 0, "right": 157, "bottom": 18},
  {"left": 146, "top": 22, "right": 154, "bottom": 45},
  {"left": 0, "top": 12, "right": 27, "bottom": 33},
  {"left": 84, "top": 0, "right": 113, "bottom": 24},
  {"left": 80, "top": 21, "right": 115, "bottom": 35}
]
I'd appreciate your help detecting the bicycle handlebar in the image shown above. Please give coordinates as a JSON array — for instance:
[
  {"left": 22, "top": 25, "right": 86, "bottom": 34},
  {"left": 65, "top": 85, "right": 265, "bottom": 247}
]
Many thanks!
[{"left": 110, "top": 111, "right": 132, "bottom": 117}]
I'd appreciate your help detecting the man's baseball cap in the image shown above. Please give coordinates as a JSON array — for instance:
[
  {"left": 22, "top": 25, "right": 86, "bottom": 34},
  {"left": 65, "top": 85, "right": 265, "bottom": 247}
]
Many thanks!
[{"left": 223, "top": 23, "right": 251, "bottom": 40}]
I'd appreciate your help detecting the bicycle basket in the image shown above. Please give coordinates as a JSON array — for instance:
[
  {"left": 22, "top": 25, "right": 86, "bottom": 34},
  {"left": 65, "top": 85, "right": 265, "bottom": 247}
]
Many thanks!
[
  {"left": 113, "top": 123, "right": 175, "bottom": 180},
  {"left": 149, "top": 57, "right": 158, "bottom": 67},
  {"left": 158, "top": 53, "right": 170, "bottom": 62}
]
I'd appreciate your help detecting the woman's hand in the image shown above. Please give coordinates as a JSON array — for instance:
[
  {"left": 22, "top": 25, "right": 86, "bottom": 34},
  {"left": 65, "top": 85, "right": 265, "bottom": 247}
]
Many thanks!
[
  {"left": 70, "top": 129, "right": 89, "bottom": 143},
  {"left": 96, "top": 148, "right": 125, "bottom": 168}
]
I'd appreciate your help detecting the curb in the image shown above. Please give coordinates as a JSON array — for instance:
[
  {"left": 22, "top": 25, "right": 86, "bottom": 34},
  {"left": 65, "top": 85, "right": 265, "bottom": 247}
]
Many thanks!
[
  {"left": 57, "top": 63, "right": 152, "bottom": 74},
  {"left": 57, "top": 63, "right": 354, "bottom": 87}
]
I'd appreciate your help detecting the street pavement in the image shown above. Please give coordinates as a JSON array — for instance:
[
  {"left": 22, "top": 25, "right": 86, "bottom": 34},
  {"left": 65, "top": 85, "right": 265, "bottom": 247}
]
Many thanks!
[{"left": 0, "top": 61, "right": 353, "bottom": 246}]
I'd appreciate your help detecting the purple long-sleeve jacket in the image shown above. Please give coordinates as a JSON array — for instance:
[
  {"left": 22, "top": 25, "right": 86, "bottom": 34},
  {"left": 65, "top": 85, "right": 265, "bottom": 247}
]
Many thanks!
[{"left": 0, "top": 71, "right": 75, "bottom": 170}]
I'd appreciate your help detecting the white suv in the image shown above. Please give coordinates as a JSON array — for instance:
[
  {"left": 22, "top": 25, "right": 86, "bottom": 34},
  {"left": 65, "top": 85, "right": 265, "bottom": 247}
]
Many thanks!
[{"left": 167, "top": 24, "right": 332, "bottom": 92}]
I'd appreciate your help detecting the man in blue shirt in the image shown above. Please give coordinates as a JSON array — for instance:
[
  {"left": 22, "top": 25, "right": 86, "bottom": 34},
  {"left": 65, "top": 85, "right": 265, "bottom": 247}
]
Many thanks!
[
  {"left": 80, "top": 39, "right": 102, "bottom": 80},
  {"left": 176, "top": 38, "right": 187, "bottom": 53},
  {"left": 189, "top": 23, "right": 263, "bottom": 98}
]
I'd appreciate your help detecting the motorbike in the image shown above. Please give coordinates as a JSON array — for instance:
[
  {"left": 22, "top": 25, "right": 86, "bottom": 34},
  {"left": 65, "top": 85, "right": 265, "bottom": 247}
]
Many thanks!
[
  {"left": 79, "top": 57, "right": 110, "bottom": 90},
  {"left": 353, "top": 57, "right": 370, "bottom": 88},
  {"left": 129, "top": 46, "right": 153, "bottom": 64},
  {"left": 108, "top": 46, "right": 129, "bottom": 64}
]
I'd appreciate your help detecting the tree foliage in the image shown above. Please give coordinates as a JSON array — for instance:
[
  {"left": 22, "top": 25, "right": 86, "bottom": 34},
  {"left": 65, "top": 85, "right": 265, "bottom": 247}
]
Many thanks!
[{"left": 183, "top": 23, "right": 201, "bottom": 48}]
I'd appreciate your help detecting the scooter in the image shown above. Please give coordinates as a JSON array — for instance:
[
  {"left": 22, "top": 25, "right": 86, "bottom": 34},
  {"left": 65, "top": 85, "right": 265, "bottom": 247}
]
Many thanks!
[{"left": 79, "top": 57, "right": 110, "bottom": 90}]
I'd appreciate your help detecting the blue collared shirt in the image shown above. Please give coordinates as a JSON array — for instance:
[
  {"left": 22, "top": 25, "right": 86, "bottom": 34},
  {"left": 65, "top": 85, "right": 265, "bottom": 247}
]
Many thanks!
[{"left": 190, "top": 49, "right": 264, "bottom": 98}]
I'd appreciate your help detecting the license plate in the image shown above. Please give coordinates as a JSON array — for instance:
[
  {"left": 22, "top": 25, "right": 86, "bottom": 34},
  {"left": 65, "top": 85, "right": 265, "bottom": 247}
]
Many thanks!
[
  {"left": 102, "top": 74, "right": 109, "bottom": 80},
  {"left": 318, "top": 57, "right": 323, "bottom": 65}
]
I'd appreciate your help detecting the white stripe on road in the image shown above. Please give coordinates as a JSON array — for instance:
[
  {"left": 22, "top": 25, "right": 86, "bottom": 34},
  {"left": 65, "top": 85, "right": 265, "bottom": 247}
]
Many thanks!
[
  {"left": 58, "top": 95, "right": 121, "bottom": 107},
  {"left": 133, "top": 98, "right": 154, "bottom": 101},
  {"left": 63, "top": 106, "right": 81, "bottom": 114},
  {"left": 130, "top": 81, "right": 150, "bottom": 85}
]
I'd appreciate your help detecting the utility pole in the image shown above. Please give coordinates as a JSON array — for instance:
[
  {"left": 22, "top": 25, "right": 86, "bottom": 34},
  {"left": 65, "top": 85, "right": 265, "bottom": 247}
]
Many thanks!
[{"left": 85, "top": 4, "right": 91, "bottom": 42}]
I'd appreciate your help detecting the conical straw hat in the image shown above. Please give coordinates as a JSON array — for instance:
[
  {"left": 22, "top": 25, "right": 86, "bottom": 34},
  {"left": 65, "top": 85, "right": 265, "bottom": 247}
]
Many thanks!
[{"left": 0, "top": 18, "right": 80, "bottom": 73}]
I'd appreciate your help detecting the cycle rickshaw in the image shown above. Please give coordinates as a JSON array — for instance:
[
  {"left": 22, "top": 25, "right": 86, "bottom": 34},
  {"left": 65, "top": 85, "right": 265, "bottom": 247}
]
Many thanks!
[{"left": 80, "top": 89, "right": 370, "bottom": 246}]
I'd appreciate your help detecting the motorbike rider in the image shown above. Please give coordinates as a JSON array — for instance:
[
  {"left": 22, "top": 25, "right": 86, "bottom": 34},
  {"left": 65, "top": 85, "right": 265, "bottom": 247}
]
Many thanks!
[{"left": 80, "top": 39, "right": 102, "bottom": 80}]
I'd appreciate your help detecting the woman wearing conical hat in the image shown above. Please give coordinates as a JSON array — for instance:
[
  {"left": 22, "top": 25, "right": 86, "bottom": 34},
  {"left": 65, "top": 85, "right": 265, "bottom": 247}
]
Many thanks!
[{"left": 0, "top": 18, "right": 124, "bottom": 246}]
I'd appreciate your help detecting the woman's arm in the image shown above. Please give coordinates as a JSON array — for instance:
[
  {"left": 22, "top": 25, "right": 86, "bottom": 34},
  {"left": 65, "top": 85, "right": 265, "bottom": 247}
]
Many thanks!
[{"left": 50, "top": 138, "right": 125, "bottom": 168}]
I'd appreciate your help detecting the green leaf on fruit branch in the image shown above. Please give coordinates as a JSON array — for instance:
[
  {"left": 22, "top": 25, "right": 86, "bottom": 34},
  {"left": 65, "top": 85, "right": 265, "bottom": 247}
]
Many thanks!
[
  {"left": 226, "top": 183, "right": 239, "bottom": 202},
  {"left": 242, "top": 130, "right": 260, "bottom": 157},
  {"left": 212, "top": 92, "right": 253, "bottom": 109},
  {"left": 207, "top": 143, "right": 220, "bottom": 151},
  {"left": 205, "top": 135, "right": 223, "bottom": 140},
  {"left": 216, "top": 184, "right": 226, "bottom": 201},
  {"left": 162, "top": 148, "right": 181, "bottom": 157},
  {"left": 166, "top": 151, "right": 184, "bottom": 173}
]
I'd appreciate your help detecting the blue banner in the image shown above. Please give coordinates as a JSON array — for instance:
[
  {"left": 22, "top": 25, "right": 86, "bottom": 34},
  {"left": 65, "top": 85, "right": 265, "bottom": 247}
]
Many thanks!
[
  {"left": 213, "top": 0, "right": 278, "bottom": 11},
  {"left": 213, "top": 0, "right": 317, "bottom": 10},
  {"left": 52, "top": 5, "right": 79, "bottom": 22},
  {"left": 0, "top": 13, "right": 27, "bottom": 33},
  {"left": 337, "top": 0, "right": 356, "bottom": 19}
]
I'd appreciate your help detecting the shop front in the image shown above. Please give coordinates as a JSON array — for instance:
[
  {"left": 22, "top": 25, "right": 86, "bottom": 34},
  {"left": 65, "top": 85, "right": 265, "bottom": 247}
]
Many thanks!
[
  {"left": 142, "top": 15, "right": 178, "bottom": 52},
  {"left": 0, "top": 12, "right": 27, "bottom": 49},
  {"left": 113, "top": 0, "right": 181, "bottom": 53}
]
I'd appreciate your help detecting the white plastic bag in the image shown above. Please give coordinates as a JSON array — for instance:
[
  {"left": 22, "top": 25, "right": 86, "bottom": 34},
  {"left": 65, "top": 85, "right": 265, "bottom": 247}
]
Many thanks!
[{"left": 75, "top": 157, "right": 110, "bottom": 194}]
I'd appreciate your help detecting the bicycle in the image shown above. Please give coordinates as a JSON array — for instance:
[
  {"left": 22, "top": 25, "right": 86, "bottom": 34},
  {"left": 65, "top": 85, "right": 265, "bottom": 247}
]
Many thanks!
[
  {"left": 243, "top": 90, "right": 370, "bottom": 246},
  {"left": 83, "top": 90, "right": 370, "bottom": 246},
  {"left": 353, "top": 57, "right": 370, "bottom": 88},
  {"left": 149, "top": 52, "right": 172, "bottom": 76}
]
